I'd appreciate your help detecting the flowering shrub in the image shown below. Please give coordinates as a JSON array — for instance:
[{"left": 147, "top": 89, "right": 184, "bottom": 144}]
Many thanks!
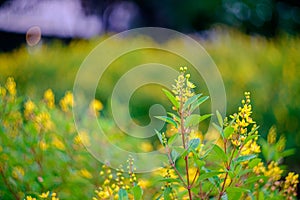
[
  {"left": 154, "top": 68, "right": 299, "bottom": 199},
  {"left": 0, "top": 73, "right": 298, "bottom": 199}
]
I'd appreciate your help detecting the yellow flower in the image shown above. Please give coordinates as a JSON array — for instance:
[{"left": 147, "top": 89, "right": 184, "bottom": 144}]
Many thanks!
[
  {"left": 241, "top": 140, "right": 261, "bottom": 155},
  {"left": 0, "top": 86, "right": 6, "bottom": 97},
  {"left": 12, "top": 166, "right": 25, "bottom": 180},
  {"left": 43, "top": 89, "right": 55, "bottom": 109},
  {"left": 24, "top": 100, "right": 36, "bottom": 120},
  {"left": 267, "top": 126, "right": 277, "bottom": 144},
  {"left": 283, "top": 172, "right": 299, "bottom": 197},
  {"left": 253, "top": 162, "right": 266, "bottom": 175},
  {"left": 89, "top": 99, "right": 103, "bottom": 116},
  {"left": 138, "top": 179, "right": 151, "bottom": 189},
  {"left": 39, "top": 191, "right": 49, "bottom": 198},
  {"left": 165, "top": 124, "right": 178, "bottom": 137},
  {"left": 140, "top": 141, "right": 153, "bottom": 152},
  {"left": 218, "top": 170, "right": 232, "bottom": 188},
  {"left": 264, "top": 161, "right": 283, "bottom": 181},
  {"left": 79, "top": 168, "right": 93, "bottom": 179},
  {"left": 74, "top": 131, "right": 90, "bottom": 146},
  {"left": 34, "top": 112, "right": 53, "bottom": 132},
  {"left": 5, "top": 77, "right": 16, "bottom": 96},
  {"left": 284, "top": 172, "right": 299, "bottom": 189},
  {"left": 39, "top": 140, "right": 48, "bottom": 151},
  {"left": 52, "top": 136, "right": 65, "bottom": 150},
  {"left": 60, "top": 91, "right": 73, "bottom": 112},
  {"left": 26, "top": 196, "right": 36, "bottom": 200}
]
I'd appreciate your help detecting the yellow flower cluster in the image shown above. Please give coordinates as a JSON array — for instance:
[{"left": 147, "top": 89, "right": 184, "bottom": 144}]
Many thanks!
[
  {"left": 253, "top": 161, "right": 283, "bottom": 181},
  {"left": 43, "top": 89, "right": 55, "bottom": 109},
  {"left": 93, "top": 157, "right": 140, "bottom": 200},
  {"left": 34, "top": 112, "right": 53, "bottom": 133},
  {"left": 59, "top": 91, "right": 73, "bottom": 112},
  {"left": 94, "top": 165, "right": 119, "bottom": 200},
  {"left": 161, "top": 168, "right": 178, "bottom": 200},
  {"left": 5, "top": 77, "right": 16, "bottom": 97},
  {"left": 267, "top": 126, "right": 277, "bottom": 144},
  {"left": 24, "top": 100, "right": 36, "bottom": 120},
  {"left": 89, "top": 99, "right": 103, "bottom": 116},
  {"left": 283, "top": 172, "right": 299, "bottom": 199},
  {"left": 26, "top": 191, "right": 59, "bottom": 200},
  {"left": 229, "top": 92, "right": 259, "bottom": 153},
  {"left": 79, "top": 168, "right": 93, "bottom": 179},
  {"left": 172, "top": 67, "right": 195, "bottom": 106},
  {"left": 51, "top": 135, "right": 65, "bottom": 150},
  {"left": 74, "top": 131, "right": 91, "bottom": 147},
  {"left": 0, "top": 85, "right": 7, "bottom": 97},
  {"left": 12, "top": 166, "right": 25, "bottom": 180}
]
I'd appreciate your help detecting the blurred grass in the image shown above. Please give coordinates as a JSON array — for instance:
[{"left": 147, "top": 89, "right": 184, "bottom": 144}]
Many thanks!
[{"left": 0, "top": 27, "right": 300, "bottom": 170}]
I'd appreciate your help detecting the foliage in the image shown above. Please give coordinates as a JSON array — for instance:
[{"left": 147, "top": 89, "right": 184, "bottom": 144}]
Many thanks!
[{"left": 0, "top": 61, "right": 299, "bottom": 198}]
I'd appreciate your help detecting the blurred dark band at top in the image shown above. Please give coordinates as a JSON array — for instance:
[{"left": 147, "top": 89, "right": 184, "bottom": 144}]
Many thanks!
[{"left": 0, "top": 0, "right": 300, "bottom": 51}]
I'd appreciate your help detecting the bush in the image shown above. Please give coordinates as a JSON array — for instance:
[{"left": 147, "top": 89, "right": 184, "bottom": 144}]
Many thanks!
[{"left": 0, "top": 71, "right": 298, "bottom": 199}]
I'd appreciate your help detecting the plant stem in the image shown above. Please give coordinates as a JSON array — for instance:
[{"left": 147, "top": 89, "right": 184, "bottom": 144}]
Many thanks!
[
  {"left": 0, "top": 168, "right": 20, "bottom": 200},
  {"left": 165, "top": 146, "right": 187, "bottom": 187},
  {"left": 179, "top": 96, "right": 192, "bottom": 200}
]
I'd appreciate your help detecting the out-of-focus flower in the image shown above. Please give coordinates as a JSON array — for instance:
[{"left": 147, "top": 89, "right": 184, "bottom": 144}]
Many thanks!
[
  {"left": 24, "top": 100, "right": 36, "bottom": 120},
  {"left": 52, "top": 136, "right": 65, "bottom": 150},
  {"left": 26, "top": 196, "right": 36, "bottom": 200},
  {"left": 12, "top": 166, "right": 24, "bottom": 180},
  {"left": 60, "top": 91, "right": 73, "bottom": 112},
  {"left": 0, "top": 86, "right": 6, "bottom": 97},
  {"left": 74, "top": 131, "right": 90, "bottom": 146},
  {"left": 79, "top": 168, "right": 93, "bottom": 179},
  {"left": 89, "top": 99, "right": 103, "bottom": 116},
  {"left": 267, "top": 126, "right": 277, "bottom": 144},
  {"left": 5, "top": 77, "right": 16, "bottom": 96},
  {"left": 39, "top": 191, "right": 49, "bottom": 198},
  {"left": 283, "top": 172, "right": 299, "bottom": 198},
  {"left": 34, "top": 112, "right": 53, "bottom": 132},
  {"left": 43, "top": 89, "right": 55, "bottom": 109}
]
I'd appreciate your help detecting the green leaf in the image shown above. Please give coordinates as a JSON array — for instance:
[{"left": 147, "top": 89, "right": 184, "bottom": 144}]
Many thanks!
[
  {"left": 226, "top": 187, "right": 248, "bottom": 199},
  {"left": 171, "top": 149, "right": 179, "bottom": 162},
  {"left": 183, "top": 93, "right": 202, "bottom": 110},
  {"left": 224, "top": 126, "right": 234, "bottom": 139},
  {"left": 234, "top": 154, "right": 256, "bottom": 164},
  {"left": 198, "top": 171, "right": 222, "bottom": 181},
  {"left": 190, "top": 96, "right": 209, "bottom": 113},
  {"left": 154, "top": 116, "right": 177, "bottom": 127},
  {"left": 172, "top": 146, "right": 185, "bottom": 155},
  {"left": 185, "top": 114, "right": 212, "bottom": 127},
  {"left": 168, "top": 133, "right": 179, "bottom": 146},
  {"left": 188, "top": 138, "right": 200, "bottom": 151},
  {"left": 216, "top": 110, "right": 224, "bottom": 127},
  {"left": 248, "top": 158, "right": 261, "bottom": 168},
  {"left": 118, "top": 188, "right": 129, "bottom": 200},
  {"left": 194, "top": 159, "right": 206, "bottom": 169},
  {"left": 155, "top": 129, "right": 163, "bottom": 145},
  {"left": 132, "top": 185, "right": 143, "bottom": 200},
  {"left": 245, "top": 176, "right": 267, "bottom": 185},
  {"left": 211, "top": 145, "right": 228, "bottom": 162},
  {"left": 281, "top": 149, "right": 295, "bottom": 158},
  {"left": 163, "top": 187, "right": 172, "bottom": 200},
  {"left": 167, "top": 112, "right": 180, "bottom": 122},
  {"left": 213, "top": 123, "right": 224, "bottom": 139},
  {"left": 162, "top": 89, "right": 179, "bottom": 108}
]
